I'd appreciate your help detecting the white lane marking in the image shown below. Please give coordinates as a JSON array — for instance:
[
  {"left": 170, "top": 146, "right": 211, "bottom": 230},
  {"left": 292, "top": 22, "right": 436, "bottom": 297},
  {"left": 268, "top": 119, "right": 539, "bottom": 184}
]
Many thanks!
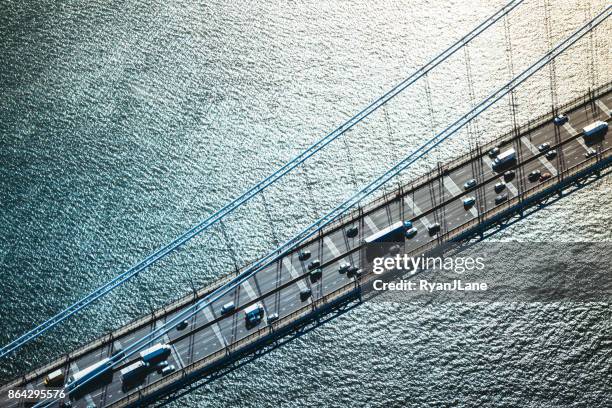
[
  {"left": 403, "top": 195, "right": 432, "bottom": 228},
  {"left": 241, "top": 281, "right": 257, "bottom": 300},
  {"left": 155, "top": 321, "right": 185, "bottom": 368},
  {"left": 323, "top": 236, "right": 341, "bottom": 258},
  {"left": 85, "top": 394, "right": 96, "bottom": 407},
  {"left": 563, "top": 123, "right": 589, "bottom": 151},
  {"left": 203, "top": 307, "right": 227, "bottom": 347},
  {"left": 482, "top": 156, "right": 519, "bottom": 196},
  {"left": 282, "top": 258, "right": 308, "bottom": 292},
  {"left": 363, "top": 216, "right": 379, "bottom": 234},
  {"left": 563, "top": 122, "right": 578, "bottom": 136},
  {"left": 521, "top": 137, "right": 558, "bottom": 175},
  {"left": 443, "top": 176, "right": 477, "bottom": 217},
  {"left": 595, "top": 99, "right": 611, "bottom": 118}
]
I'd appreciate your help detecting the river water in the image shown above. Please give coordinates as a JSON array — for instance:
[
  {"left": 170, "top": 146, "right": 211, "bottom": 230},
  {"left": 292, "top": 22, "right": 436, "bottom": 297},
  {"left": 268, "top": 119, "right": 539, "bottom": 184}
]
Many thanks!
[{"left": 1, "top": 0, "right": 611, "bottom": 406}]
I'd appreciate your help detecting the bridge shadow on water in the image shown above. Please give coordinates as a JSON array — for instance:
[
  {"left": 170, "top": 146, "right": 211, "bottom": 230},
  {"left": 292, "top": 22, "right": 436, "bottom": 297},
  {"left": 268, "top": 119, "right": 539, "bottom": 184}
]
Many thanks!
[{"left": 148, "top": 161, "right": 611, "bottom": 408}]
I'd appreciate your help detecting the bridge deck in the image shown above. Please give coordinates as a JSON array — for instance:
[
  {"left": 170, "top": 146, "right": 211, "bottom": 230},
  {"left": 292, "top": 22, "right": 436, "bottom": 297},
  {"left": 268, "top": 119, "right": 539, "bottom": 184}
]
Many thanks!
[{"left": 2, "top": 83, "right": 612, "bottom": 408}]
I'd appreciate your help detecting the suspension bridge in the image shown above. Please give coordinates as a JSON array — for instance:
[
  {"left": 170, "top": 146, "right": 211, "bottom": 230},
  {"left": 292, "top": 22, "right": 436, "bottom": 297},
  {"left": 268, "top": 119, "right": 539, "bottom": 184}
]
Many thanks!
[{"left": 0, "top": 1, "right": 610, "bottom": 407}]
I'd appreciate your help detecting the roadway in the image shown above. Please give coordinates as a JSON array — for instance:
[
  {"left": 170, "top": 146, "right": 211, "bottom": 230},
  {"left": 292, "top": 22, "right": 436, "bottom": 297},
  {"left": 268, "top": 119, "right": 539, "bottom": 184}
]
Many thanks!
[{"left": 1, "top": 88, "right": 611, "bottom": 408}]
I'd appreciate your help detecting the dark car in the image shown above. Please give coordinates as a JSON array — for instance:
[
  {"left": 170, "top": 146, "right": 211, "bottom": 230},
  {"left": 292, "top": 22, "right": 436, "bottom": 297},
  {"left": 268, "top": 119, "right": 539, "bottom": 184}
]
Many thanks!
[
  {"left": 347, "top": 266, "right": 361, "bottom": 278},
  {"left": 463, "top": 178, "right": 477, "bottom": 190},
  {"left": 553, "top": 114, "right": 568, "bottom": 126},
  {"left": 346, "top": 226, "right": 359, "bottom": 238},
  {"left": 338, "top": 262, "right": 350, "bottom": 274},
  {"left": 494, "top": 182, "right": 506, "bottom": 193},
  {"left": 298, "top": 250, "right": 311, "bottom": 261},
  {"left": 405, "top": 227, "right": 418, "bottom": 238},
  {"left": 495, "top": 194, "right": 508, "bottom": 205},
  {"left": 428, "top": 223, "right": 441, "bottom": 236},
  {"left": 528, "top": 169, "right": 541, "bottom": 182},
  {"left": 538, "top": 142, "right": 551, "bottom": 152},
  {"left": 545, "top": 149, "right": 557, "bottom": 160},
  {"left": 463, "top": 196, "right": 476, "bottom": 208},
  {"left": 176, "top": 320, "right": 189, "bottom": 331},
  {"left": 488, "top": 147, "right": 500, "bottom": 158},
  {"left": 307, "top": 259, "right": 320, "bottom": 271},
  {"left": 503, "top": 170, "right": 515, "bottom": 182},
  {"left": 309, "top": 268, "right": 322, "bottom": 283},
  {"left": 300, "top": 288, "right": 312, "bottom": 301}
]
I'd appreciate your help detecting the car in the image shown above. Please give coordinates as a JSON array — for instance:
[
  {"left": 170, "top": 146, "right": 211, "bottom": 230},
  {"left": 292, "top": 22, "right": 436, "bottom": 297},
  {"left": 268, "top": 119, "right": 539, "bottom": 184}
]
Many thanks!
[
  {"left": 539, "top": 172, "right": 552, "bottom": 181},
  {"left": 495, "top": 194, "right": 508, "bottom": 204},
  {"left": 220, "top": 302, "right": 235, "bottom": 315},
  {"left": 553, "top": 114, "right": 568, "bottom": 126},
  {"left": 176, "top": 320, "right": 189, "bottom": 331},
  {"left": 338, "top": 262, "right": 350, "bottom": 274},
  {"left": 156, "top": 361, "right": 169, "bottom": 373},
  {"left": 346, "top": 226, "right": 359, "bottom": 238},
  {"left": 298, "top": 250, "right": 311, "bottom": 261},
  {"left": 463, "top": 196, "right": 476, "bottom": 208},
  {"left": 160, "top": 365, "right": 175, "bottom": 376},
  {"left": 545, "top": 149, "right": 557, "bottom": 160},
  {"left": 585, "top": 149, "right": 597, "bottom": 158},
  {"left": 503, "top": 170, "right": 515, "bottom": 182},
  {"left": 463, "top": 178, "right": 477, "bottom": 190},
  {"left": 528, "top": 169, "right": 541, "bottom": 182},
  {"left": 488, "top": 147, "right": 500, "bottom": 158},
  {"left": 300, "top": 288, "right": 312, "bottom": 301},
  {"left": 494, "top": 182, "right": 506, "bottom": 193},
  {"left": 403, "top": 220, "right": 413, "bottom": 229},
  {"left": 389, "top": 244, "right": 402, "bottom": 254},
  {"left": 307, "top": 259, "right": 320, "bottom": 271},
  {"left": 309, "top": 268, "right": 322, "bottom": 282},
  {"left": 347, "top": 266, "right": 362, "bottom": 277},
  {"left": 538, "top": 143, "right": 551, "bottom": 152},
  {"left": 428, "top": 223, "right": 441, "bottom": 236},
  {"left": 267, "top": 313, "right": 279, "bottom": 324},
  {"left": 405, "top": 227, "right": 418, "bottom": 239}
]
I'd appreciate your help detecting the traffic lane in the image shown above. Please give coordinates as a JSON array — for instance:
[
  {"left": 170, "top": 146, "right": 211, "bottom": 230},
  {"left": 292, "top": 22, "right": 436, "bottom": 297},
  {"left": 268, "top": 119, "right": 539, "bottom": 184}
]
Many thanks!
[{"left": 597, "top": 97, "right": 612, "bottom": 117}]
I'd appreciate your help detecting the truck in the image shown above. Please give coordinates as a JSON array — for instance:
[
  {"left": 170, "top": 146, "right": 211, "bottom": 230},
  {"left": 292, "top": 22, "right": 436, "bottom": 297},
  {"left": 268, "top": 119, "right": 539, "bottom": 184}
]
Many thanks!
[
  {"left": 120, "top": 361, "right": 148, "bottom": 384},
  {"left": 66, "top": 358, "right": 112, "bottom": 391},
  {"left": 139, "top": 343, "right": 172, "bottom": 364},
  {"left": 44, "top": 369, "right": 65, "bottom": 387},
  {"left": 583, "top": 120, "right": 608, "bottom": 139},
  {"left": 364, "top": 220, "right": 412, "bottom": 244},
  {"left": 492, "top": 148, "right": 516, "bottom": 172},
  {"left": 244, "top": 303, "right": 264, "bottom": 326}
]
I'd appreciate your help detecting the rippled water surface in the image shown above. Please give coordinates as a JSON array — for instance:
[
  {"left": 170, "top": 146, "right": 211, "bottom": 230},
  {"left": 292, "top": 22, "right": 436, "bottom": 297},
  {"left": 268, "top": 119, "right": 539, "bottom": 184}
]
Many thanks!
[{"left": 1, "top": 0, "right": 611, "bottom": 406}]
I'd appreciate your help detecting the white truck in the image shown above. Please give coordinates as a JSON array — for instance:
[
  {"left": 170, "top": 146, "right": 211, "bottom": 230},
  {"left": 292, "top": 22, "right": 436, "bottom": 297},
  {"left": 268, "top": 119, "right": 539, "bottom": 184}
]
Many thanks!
[
  {"left": 66, "top": 358, "right": 112, "bottom": 391},
  {"left": 583, "top": 120, "right": 608, "bottom": 139},
  {"left": 492, "top": 148, "right": 516, "bottom": 172},
  {"left": 139, "top": 343, "right": 172, "bottom": 364},
  {"left": 120, "top": 360, "right": 148, "bottom": 383},
  {"left": 244, "top": 303, "right": 264, "bottom": 326}
]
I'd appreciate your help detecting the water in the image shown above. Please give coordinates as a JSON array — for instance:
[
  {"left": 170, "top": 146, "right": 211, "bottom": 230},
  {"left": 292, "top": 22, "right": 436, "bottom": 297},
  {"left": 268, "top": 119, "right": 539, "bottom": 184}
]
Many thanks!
[{"left": 1, "top": 0, "right": 611, "bottom": 406}]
